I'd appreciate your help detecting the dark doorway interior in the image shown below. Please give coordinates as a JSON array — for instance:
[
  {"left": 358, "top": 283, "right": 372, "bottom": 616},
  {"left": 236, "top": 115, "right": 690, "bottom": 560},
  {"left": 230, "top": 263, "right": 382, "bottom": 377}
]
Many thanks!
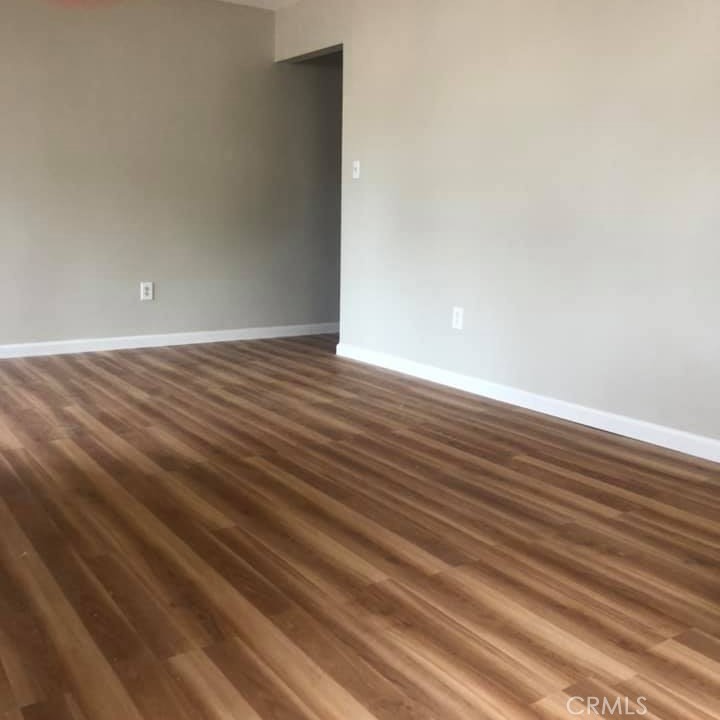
[{"left": 288, "top": 48, "right": 343, "bottom": 338}]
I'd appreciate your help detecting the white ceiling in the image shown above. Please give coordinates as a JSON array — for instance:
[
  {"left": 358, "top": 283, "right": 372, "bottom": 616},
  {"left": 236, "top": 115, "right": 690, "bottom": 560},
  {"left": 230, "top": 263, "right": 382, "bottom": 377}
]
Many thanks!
[{"left": 219, "top": 0, "right": 298, "bottom": 10}]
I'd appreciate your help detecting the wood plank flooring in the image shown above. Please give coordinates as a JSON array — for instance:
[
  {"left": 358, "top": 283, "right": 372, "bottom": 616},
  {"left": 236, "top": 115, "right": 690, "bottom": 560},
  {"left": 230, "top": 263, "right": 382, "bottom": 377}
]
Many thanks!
[{"left": 0, "top": 334, "right": 718, "bottom": 720}]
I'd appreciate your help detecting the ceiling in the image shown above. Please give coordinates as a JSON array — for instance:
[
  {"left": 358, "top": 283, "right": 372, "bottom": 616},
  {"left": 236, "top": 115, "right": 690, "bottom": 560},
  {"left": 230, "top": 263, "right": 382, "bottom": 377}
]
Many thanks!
[{"left": 219, "top": 0, "right": 299, "bottom": 10}]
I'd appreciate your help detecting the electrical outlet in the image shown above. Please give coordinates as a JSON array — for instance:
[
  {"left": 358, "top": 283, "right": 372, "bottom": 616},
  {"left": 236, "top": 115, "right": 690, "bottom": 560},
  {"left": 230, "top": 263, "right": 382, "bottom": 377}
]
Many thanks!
[
  {"left": 452, "top": 306, "right": 464, "bottom": 330},
  {"left": 140, "top": 281, "right": 155, "bottom": 302}
]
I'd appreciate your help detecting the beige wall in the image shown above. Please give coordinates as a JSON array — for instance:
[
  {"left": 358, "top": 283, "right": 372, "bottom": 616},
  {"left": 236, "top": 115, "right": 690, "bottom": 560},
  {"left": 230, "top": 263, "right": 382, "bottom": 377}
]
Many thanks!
[
  {"left": 275, "top": 0, "right": 349, "bottom": 60},
  {"left": 276, "top": 0, "right": 720, "bottom": 442},
  {"left": 1, "top": 0, "right": 341, "bottom": 345}
]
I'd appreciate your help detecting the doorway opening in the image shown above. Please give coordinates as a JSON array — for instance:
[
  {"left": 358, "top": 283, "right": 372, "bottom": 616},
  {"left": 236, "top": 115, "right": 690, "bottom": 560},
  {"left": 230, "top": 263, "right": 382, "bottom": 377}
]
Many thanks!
[{"left": 286, "top": 46, "right": 343, "bottom": 350}]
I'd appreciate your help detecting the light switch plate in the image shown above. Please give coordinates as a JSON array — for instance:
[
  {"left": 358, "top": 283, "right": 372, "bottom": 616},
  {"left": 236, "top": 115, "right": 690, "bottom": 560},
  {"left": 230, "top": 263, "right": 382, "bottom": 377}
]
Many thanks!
[{"left": 452, "top": 306, "right": 464, "bottom": 330}]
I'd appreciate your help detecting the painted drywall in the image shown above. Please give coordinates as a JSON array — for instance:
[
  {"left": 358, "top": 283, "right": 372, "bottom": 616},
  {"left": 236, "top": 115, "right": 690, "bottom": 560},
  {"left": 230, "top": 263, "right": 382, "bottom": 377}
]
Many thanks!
[
  {"left": 275, "top": 0, "right": 348, "bottom": 60},
  {"left": 1, "top": 0, "right": 341, "bottom": 345},
  {"left": 276, "top": 0, "right": 720, "bottom": 442}
]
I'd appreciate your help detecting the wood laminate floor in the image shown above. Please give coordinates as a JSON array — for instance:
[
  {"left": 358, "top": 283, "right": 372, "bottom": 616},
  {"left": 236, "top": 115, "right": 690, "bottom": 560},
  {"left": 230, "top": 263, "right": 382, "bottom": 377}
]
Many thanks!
[{"left": 0, "top": 334, "right": 718, "bottom": 720}]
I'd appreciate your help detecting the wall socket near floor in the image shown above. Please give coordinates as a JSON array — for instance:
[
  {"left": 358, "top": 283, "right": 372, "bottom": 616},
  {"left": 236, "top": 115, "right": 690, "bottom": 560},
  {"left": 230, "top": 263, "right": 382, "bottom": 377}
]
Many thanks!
[
  {"left": 140, "top": 281, "right": 155, "bottom": 301},
  {"left": 452, "top": 306, "right": 464, "bottom": 330}
]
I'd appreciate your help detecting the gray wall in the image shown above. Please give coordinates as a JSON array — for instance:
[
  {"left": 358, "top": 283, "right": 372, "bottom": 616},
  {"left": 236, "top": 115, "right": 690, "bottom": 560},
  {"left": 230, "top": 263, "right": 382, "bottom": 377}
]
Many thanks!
[
  {"left": 1, "top": 0, "right": 341, "bottom": 344},
  {"left": 277, "top": 0, "right": 720, "bottom": 441}
]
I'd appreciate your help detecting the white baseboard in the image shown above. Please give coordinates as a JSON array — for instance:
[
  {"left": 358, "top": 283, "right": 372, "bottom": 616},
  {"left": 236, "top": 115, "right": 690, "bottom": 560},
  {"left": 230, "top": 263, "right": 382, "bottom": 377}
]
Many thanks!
[
  {"left": 0, "top": 322, "right": 339, "bottom": 360},
  {"left": 336, "top": 343, "right": 720, "bottom": 464}
]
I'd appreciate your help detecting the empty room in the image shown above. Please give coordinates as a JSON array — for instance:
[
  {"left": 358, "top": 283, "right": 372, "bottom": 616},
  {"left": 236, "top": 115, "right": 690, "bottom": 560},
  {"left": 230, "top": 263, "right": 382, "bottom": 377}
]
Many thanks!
[{"left": 1, "top": 1, "right": 718, "bottom": 719}]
